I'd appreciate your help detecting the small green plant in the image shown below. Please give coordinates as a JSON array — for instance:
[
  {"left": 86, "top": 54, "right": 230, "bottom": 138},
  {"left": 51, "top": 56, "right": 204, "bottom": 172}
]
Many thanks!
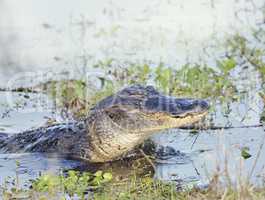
[
  {"left": 217, "top": 58, "right": 236, "bottom": 75},
  {"left": 226, "top": 33, "right": 265, "bottom": 79},
  {"left": 32, "top": 170, "right": 112, "bottom": 199},
  {"left": 171, "top": 63, "right": 236, "bottom": 99},
  {"left": 128, "top": 63, "right": 151, "bottom": 85},
  {"left": 154, "top": 64, "right": 173, "bottom": 94}
]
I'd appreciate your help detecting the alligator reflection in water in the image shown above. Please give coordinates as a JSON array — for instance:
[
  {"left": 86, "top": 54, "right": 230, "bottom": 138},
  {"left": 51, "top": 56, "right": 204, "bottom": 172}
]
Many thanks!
[{"left": 0, "top": 153, "right": 85, "bottom": 187}]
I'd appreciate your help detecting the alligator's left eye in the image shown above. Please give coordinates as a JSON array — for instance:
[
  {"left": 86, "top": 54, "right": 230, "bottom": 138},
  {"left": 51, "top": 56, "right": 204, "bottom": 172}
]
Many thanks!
[
  {"left": 146, "top": 85, "right": 156, "bottom": 92},
  {"left": 105, "top": 107, "right": 127, "bottom": 121}
]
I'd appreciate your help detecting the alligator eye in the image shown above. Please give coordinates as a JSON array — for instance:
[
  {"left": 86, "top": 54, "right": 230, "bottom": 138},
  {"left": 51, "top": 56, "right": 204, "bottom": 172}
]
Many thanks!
[
  {"left": 105, "top": 108, "right": 127, "bottom": 121},
  {"left": 108, "top": 112, "right": 116, "bottom": 119},
  {"left": 129, "top": 94, "right": 145, "bottom": 98},
  {"left": 146, "top": 85, "right": 156, "bottom": 92}
]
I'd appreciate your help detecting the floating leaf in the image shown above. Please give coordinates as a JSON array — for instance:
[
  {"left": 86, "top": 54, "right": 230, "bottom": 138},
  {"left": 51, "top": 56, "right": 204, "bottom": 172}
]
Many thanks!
[{"left": 241, "top": 147, "right": 252, "bottom": 159}]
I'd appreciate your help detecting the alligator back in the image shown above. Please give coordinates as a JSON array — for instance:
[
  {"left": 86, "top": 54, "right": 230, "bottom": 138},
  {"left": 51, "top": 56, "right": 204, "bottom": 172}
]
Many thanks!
[{"left": 0, "top": 122, "right": 88, "bottom": 158}]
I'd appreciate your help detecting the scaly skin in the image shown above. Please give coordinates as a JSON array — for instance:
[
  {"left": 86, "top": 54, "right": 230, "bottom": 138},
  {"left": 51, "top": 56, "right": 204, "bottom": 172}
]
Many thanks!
[{"left": 0, "top": 85, "right": 209, "bottom": 163}]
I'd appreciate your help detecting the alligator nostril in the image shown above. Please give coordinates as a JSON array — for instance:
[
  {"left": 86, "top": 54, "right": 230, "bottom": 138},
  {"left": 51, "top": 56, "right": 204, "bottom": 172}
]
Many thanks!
[
  {"left": 197, "top": 100, "right": 209, "bottom": 111},
  {"left": 201, "top": 100, "right": 209, "bottom": 110}
]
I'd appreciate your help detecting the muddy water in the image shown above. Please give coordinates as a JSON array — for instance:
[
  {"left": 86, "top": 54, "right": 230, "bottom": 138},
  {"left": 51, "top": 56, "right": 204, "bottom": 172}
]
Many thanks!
[{"left": 1, "top": 0, "right": 265, "bottom": 190}]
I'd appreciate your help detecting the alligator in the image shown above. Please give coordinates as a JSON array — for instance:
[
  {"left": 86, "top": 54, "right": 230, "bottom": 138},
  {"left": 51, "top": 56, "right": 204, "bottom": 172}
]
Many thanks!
[{"left": 0, "top": 85, "right": 209, "bottom": 163}]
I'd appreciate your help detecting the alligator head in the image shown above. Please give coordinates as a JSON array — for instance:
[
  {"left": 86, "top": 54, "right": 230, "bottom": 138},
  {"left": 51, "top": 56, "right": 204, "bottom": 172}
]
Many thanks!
[{"left": 85, "top": 85, "right": 209, "bottom": 162}]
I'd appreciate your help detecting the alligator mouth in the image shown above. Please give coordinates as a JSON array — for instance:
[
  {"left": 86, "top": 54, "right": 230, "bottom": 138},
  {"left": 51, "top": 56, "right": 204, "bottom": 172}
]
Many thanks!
[{"left": 171, "top": 110, "right": 208, "bottom": 119}]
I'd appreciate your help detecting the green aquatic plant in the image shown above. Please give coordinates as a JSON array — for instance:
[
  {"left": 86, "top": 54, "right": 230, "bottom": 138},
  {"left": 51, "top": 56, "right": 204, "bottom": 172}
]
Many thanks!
[
  {"left": 217, "top": 58, "right": 236, "bottom": 75},
  {"left": 32, "top": 170, "right": 113, "bottom": 199},
  {"left": 4, "top": 167, "right": 265, "bottom": 200},
  {"left": 127, "top": 63, "right": 151, "bottom": 85},
  {"left": 226, "top": 33, "right": 265, "bottom": 79},
  {"left": 90, "top": 59, "right": 238, "bottom": 99},
  {"left": 241, "top": 147, "right": 252, "bottom": 160},
  {"left": 30, "top": 59, "right": 239, "bottom": 119},
  {"left": 32, "top": 171, "right": 179, "bottom": 200},
  {"left": 171, "top": 62, "right": 236, "bottom": 99},
  {"left": 154, "top": 64, "right": 173, "bottom": 94}
]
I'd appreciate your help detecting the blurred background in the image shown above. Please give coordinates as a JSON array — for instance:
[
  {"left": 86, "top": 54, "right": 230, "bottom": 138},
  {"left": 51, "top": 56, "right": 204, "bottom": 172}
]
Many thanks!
[{"left": 0, "top": 0, "right": 263, "bottom": 87}]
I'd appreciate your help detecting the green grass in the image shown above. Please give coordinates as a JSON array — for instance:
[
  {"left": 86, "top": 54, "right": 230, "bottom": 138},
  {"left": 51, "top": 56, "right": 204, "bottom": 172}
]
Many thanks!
[
  {"left": 28, "top": 58, "right": 239, "bottom": 121},
  {"left": 1, "top": 158, "right": 265, "bottom": 200},
  {"left": 2, "top": 169, "right": 265, "bottom": 200}
]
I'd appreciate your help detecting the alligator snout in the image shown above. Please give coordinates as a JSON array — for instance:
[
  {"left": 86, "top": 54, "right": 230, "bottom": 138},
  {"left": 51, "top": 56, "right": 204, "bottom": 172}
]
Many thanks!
[
  {"left": 192, "top": 99, "right": 210, "bottom": 113},
  {"left": 144, "top": 95, "right": 209, "bottom": 117},
  {"left": 170, "top": 99, "right": 209, "bottom": 117}
]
